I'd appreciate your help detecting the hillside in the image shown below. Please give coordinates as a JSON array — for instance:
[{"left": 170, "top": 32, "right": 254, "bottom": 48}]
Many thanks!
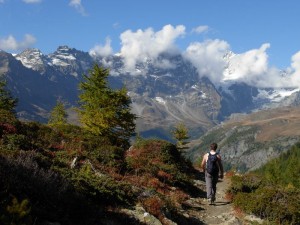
[
  {"left": 187, "top": 106, "right": 300, "bottom": 172},
  {"left": 228, "top": 143, "right": 300, "bottom": 224},
  {"left": 0, "top": 116, "right": 191, "bottom": 224}
]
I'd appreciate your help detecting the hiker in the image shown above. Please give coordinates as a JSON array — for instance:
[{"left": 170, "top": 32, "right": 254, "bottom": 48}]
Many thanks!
[{"left": 201, "top": 143, "right": 224, "bottom": 204}]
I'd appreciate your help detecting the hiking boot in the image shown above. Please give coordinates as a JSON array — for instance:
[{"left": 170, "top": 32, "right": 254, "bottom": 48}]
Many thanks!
[
  {"left": 206, "top": 198, "right": 213, "bottom": 205},
  {"left": 211, "top": 196, "right": 216, "bottom": 203}
]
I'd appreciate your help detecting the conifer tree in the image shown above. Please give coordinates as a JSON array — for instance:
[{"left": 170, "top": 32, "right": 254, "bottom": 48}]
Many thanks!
[
  {"left": 78, "top": 64, "right": 136, "bottom": 148},
  {"left": 48, "top": 101, "right": 68, "bottom": 126},
  {"left": 172, "top": 122, "right": 189, "bottom": 149},
  {"left": 0, "top": 79, "right": 18, "bottom": 115}
]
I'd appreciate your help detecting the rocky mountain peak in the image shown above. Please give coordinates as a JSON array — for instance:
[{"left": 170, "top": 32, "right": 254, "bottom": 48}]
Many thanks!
[
  {"left": 47, "top": 46, "right": 94, "bottom": 77},
  {"left": 15, "top": 48, "right": 49, "bottom": 73}
]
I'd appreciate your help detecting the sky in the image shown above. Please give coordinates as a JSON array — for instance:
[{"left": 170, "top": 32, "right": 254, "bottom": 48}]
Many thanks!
[{"left": 1, "top": 0, "right": 300, "bottom": 88}]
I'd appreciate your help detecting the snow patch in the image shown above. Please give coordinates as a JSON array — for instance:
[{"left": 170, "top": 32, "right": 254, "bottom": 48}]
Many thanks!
[
  {"left": 255, "top": 88, "right": 300, "bottom": 102},
  {"left": 191, "top": 84, "right": 198, "bottom": 90},
  {"left": 155, "top": 97, "right": 166, "bottom": 104},
  {"left": 51, "top": 58, "right": 70, "bottom": 66}
]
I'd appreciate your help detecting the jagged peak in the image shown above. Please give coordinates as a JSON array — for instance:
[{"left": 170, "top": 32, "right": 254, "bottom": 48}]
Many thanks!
[{"left": 14, "top": 48, "right": 48, "bottom": 72}]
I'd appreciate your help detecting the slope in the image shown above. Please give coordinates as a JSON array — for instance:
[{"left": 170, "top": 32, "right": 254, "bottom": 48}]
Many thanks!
[{"left": 187, "top": 106, "right": 300, "bottom": 172}]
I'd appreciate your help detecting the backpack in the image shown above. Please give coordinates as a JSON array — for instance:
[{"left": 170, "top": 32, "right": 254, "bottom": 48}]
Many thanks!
[{"left": 206, "top": 152, "right": 219, "bottom": 175}]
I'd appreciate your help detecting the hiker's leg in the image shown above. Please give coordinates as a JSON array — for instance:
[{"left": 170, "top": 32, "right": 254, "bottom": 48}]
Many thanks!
[
  {"left": 205, "top": 172, "right": 213, "bottom": 199},
  {"left": 211, "top": 174, "right": 218, "bottom": 201}
]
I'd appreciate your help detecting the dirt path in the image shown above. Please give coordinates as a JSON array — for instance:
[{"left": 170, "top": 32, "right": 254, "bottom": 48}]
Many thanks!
[{"left": 182, "top": 174, "right": 242, "bottom": 225}]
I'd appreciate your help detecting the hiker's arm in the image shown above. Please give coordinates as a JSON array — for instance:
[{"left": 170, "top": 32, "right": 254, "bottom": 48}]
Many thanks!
[
  {"left": 218, "top": 156, "right": 224, "bottom": 179},
  {"left": 201, "top": 154, "right": 207, "bottom": 172}
]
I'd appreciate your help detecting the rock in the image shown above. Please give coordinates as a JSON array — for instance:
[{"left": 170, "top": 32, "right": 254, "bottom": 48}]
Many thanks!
[
  {"left": 121, "top": 206, "right": 162, "bottom": 225},
  {"left": 244, "top": 215, "right": 264, "bottom": 224}
]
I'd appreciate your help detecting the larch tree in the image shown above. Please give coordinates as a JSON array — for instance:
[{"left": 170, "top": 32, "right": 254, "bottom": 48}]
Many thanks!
[
  {"left": 172, "top": 122, "right": 190, "bottom": 150},
  {"left": 78, "top": 64, "right": 136, "bottom": 148},
  {"left": 48, "top": 100, "right": 68, "bottom": 126}
]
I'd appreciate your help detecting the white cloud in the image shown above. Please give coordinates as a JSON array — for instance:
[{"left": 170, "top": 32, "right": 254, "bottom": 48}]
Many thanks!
[
  {"left": 191, "top": 25, "right": 209, "bottom": 34},
  {"left": 89, "top": 37, "right": 113, "bottom": 57},
  {"left": 0, "top": 34, "right": 36, "bottom": 51},
  {"left": 183, "top": 40, "right": 297, "bottom": 88},
  {"left": 223, "top": 44, "right": 300, "bottom": 88},
  {"left": 22, "top": 0, "right": 42, "bottom": 3},
  {"left": 184, "top": 39, "right": 230, "bottom": 83},
  {"left": 69, "top": 0, "right": 87, "bottom": 16},
  {"left": 224, "top": 43, "right": 270, "bottom": 82},
  {"left": 119, "top": 24, "right": 185, "bottom": 72},
  {"left": 289, "top": 51, "right": 300, "bottom": 86}
]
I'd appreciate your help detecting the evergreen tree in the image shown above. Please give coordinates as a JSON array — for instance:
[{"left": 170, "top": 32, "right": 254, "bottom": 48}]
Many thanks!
[
  {"left": 48, "top": 101, "right": 68, "bottom": 126},
  {"left": 78, "top": 64, "right": 136, "bottom": 148},
  {"left": 172, "top": 122, "right": 189, "bottom": 149},
  {"left": 0, "top": 79, "right": 18, "bottom": 114}
]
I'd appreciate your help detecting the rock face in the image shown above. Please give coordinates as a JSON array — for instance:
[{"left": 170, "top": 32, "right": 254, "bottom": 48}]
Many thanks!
[
  {"left": 1, "top": 47, "right": 300, "bottom": 140},
  {"left": 188, "top": 107, "right": 300, "bottom": 172}
]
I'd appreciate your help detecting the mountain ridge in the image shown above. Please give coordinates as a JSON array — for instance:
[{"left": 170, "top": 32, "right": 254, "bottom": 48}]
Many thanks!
[
  {"left": 1, "top": 46, "right": 300, "bottom": 140},
  {"left": 187, "top": 106, "right": 300, "bottom": 172}
]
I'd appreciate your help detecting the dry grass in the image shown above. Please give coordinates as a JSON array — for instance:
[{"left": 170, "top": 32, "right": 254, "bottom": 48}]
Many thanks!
[{"left": 224, "top": 106, "right": 300, "bottom": 142}]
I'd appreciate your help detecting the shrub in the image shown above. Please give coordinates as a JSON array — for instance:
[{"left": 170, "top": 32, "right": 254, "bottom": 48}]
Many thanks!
[
  {"left": 141, "top": 196, "right": 164, "bottom": 220},
  {"left": 0, "top": 196, "right": 32, "bottom": 225},
  {"left": 229, "top": 173, "right": 262, "bottom": 195},
  {"left": 233, "top": 186, "right": 300, "bottom": 224}
]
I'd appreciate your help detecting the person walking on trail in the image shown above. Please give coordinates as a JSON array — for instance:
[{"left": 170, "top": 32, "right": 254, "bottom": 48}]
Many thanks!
[{"left": 201, "top": 143, "right": 224, "bottom": 204}]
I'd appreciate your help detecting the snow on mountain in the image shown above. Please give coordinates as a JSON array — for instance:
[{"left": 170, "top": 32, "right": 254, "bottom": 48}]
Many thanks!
[
  {"left": 155, "top": 97, "right": 166, "bottom": 104},
  {"left": 48, "top": 46, "right": 77, "bottom": 67},
  {"left": 222, "top": 51, "right": 239, "bottom": 81},
  {"left": 4, "top": 46, "right": 300, "bottom": 139},
  {"left": 255, "top": 88, "right": 300, "bottom": 103},
  {"left": 15, "top": 48, "right": 49, "bottom": 73}
]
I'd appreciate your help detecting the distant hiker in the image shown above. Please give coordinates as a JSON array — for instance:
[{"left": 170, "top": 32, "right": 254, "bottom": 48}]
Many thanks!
[{"left": 201, "top": 143, "right": 224, "bottom": 204}]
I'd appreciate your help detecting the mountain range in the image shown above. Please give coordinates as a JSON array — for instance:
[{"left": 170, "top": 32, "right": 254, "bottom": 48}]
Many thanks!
[{"left": 1, "top": 46, "right": 300, "bottom": 141}]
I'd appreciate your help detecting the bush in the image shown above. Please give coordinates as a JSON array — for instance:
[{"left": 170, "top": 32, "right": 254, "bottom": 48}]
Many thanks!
[
  {"left": 126, "top": 139, "right": 192, "bottom": 186},
  {"left": 229, "top": 144, "right": 300, "bottom": 225},
  {"left": 229, "top": 173, "right": 262, "bottom": 195},
  {"left": 0, "top": 152, "right": 105, "bottom": 224},
  {"left": 56, "top": 163, "right": 136, "bottom": 207},
  {"left": 233, "top": 186, "right": 300, "bottom": 224}
]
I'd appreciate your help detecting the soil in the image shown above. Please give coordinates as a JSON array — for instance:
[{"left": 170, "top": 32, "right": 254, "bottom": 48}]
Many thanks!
[{"left": 180, "top": 171, "right": 243, "bottom": 225}]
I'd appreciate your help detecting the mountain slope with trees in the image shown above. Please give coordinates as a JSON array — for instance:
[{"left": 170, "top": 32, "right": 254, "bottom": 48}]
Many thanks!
[
  {"left": 228, "top": 143, "right": 300, "bottom": 224},
  {"left": 0, "top": 65, "right": 205, "bottom": 225}
]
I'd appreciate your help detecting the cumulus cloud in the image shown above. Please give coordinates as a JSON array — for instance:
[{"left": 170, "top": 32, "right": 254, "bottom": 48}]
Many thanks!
[
  {"left": 183, "top": 40, "right": 297, "bottom": 88},
  {"left": 289, "top": 51, "right": 300, "bottom": 86},
  {"left": 22, "top": 0, "right": 42, "bottom": 3},
  {"left": 191, "top": 25, "right": 209, "bottom": 34},
  {"left": 117, "top": 23, "right": 300, "bottom": 88},
  {"left": 0, "top": 34, "right": 36, "bottom": 51},
  {"left": 119, "top": 24, "right": 185, "bottom": 72},
  {"left": 69, "top": 0, "right": 87, "bottom": 16},
  {"left": 223, "top": 44, "right": 300, "bottom": 88},
  {"left": 224, "top": 43, "right": 270, "bottom": 82},
  {"left": 89, "top": 37, "right": 113, "bottom": 57},
  {"left": 184, "top": 39, "right": 230, "bottom": 83}
]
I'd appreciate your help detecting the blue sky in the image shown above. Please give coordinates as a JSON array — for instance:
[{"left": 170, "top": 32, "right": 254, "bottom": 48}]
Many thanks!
[{"left": 1, "top": 0, "right": 300, "bottom": 87}]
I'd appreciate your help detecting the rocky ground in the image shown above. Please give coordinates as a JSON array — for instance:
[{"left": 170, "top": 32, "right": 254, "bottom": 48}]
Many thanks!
[
  {"left": 187, "top": 175, "right": 241, "bottom": 225},
  {"left": 121, "top": 172, "right": 264, "bottom": 225}
]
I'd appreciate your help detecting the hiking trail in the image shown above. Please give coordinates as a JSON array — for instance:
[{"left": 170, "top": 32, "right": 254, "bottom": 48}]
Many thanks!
[{"left": 184, "top": 173, "right": 240, "bottom": 225}]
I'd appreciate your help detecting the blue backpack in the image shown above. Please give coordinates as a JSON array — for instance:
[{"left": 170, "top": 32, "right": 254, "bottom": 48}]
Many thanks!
[{"left": 206, "top": 152, "right": 219, "bottom": 175}]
